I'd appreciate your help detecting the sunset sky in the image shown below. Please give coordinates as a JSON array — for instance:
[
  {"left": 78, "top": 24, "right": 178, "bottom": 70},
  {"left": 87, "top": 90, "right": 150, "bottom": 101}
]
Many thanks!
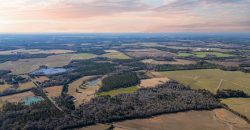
[{"left": 0, "top": 0, "right": 249, "bottom": 33}]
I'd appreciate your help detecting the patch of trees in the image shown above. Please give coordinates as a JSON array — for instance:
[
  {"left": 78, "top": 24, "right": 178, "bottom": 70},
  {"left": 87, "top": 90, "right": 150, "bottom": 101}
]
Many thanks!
[
  {"left": 100, "top": 72, "right": 140, "bottom": 92},
  {"left": 0, "top": 81, "right": 223, "bottom": 129},
  {"left": 2, "top": 74, "right": 31, "bottom": 85},
  {"left": 0, "top": 101, "right": 64, "bottom": 130},
  {"left": 0, "top": 70, "right": 11, "bottom": 77},
  {"left": 215, "top": 89, "right": 248, "bottom": 98}
]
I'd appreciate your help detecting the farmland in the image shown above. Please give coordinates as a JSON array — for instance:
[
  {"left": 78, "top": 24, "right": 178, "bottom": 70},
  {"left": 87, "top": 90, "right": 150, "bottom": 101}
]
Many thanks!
[
  {"left": 0, "top": 91, "right": 35, "bottom": 103},
  {"left": 222, "top": 98, "right": 250, "bottom": 120},
  {"left": 102, "top": 51, "right": 130, "bottom": 59},
  {"left": 139, "top": 77, "right": 169, "bottom": 88},
  {"left": 71, "top": 53, "right": 97, "bottom": 60},
  {"left": 125, "top": 48, "right": 176, "bottom": 58},
  {"left": 160, "top": 69, "right": 250, "bottom": 94},
  {"left": 44, "top": 86, "right": 63, "bottom": 98}
]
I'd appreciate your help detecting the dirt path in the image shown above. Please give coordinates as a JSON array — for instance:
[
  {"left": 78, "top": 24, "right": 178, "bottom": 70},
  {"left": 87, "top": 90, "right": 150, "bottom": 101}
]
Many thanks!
[{"left": 215, "top": 79, "right": 224, "bottom": 92}]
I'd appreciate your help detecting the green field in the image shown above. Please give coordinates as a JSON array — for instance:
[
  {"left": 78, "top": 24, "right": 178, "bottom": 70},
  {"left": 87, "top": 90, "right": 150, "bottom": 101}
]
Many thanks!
[
  {"left": 222, "top": 98, "right": 250, "bottom": 119},
  {"left": 72, "top": 53, "right": 97, "bottom": 60},
  {"left": 177, "top": 53, "right": 193, "bottom": 57},
  {"left": 97, "top": 86, "right": 138, "bottom": 97},
  {"left": 178, "top": 52, "right": 234, "bottom": 58},
  {"left": 161, "top": 69, "right": 250, "bottom": 94}
]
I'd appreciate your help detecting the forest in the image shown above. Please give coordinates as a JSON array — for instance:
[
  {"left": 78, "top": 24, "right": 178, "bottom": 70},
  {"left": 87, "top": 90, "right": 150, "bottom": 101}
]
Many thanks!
[{"left": 100, "top": 72, "right": 140, "bottom": 92}]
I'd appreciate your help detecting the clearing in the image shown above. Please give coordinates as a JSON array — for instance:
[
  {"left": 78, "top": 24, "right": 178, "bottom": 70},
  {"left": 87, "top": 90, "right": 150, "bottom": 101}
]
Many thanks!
[
  {"left": 139, "top": 77, "right": 170, "bottom": 88},
  {"left": 68, "top": 76, "right": 101, "bottom": 107},
  {"left": 160, "top": 69, "right": 250, "bottom": 94}
]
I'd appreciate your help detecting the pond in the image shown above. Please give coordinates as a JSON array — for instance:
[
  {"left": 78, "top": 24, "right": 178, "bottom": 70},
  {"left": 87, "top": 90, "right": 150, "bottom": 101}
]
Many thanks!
[
  {"left": 86, "top": 78, "right": 101, "bottom": 87},
  {"left": 32, "top": 68, "right": 68, "bottom": 75},
  {"left": 23, "top": 96, "right": 44, "bottom": 105}
]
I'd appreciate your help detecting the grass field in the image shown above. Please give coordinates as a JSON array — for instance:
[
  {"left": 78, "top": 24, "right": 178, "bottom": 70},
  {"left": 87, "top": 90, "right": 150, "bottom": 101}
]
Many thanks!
[
  {"left": 0, "top": 91, "right": 35, "bottom": 103},
  {"left": 102, "top": 51, "right": 130, "bottom": 59},
  {"left": 177, "top": 53, "right": 193, "bottom": 57},
  {"left": 160, "top": 69, "right": 250, "bottom": 94},
  {"left": 72, "top": 53, "right": 97, "bottom": 60},
  {"left": 97, "top": 86, "right": 138, "bottom": 97},
  {"left": 222, "top": 98, "right": 250, "bottom": 120},
  {"left": 44, "top": 86, "right": 63, "bottom": 98},
  {"left": 178, "top": 52, "right": 234, "bottom": 58}
]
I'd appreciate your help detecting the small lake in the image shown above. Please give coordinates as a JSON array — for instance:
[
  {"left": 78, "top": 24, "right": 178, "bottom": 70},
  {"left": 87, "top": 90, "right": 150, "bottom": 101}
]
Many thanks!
[
  {"left": 32, "top": 68, "right": 68, "bottom": 75},
  {"left": 23, "top": 96, "right": 44, "bottom": 105},
  {"left": 86, "top": 78, "right": 101, "bottom": 87}
]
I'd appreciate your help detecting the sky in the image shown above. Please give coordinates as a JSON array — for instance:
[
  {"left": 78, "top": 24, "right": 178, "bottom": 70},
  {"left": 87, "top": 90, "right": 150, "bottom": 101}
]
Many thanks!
[{"left": 0, "top": 0, "right": 249, "bottom": 33}]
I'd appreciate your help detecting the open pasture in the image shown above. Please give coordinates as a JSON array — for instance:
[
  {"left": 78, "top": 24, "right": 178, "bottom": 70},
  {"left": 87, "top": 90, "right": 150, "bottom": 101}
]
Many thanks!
[
  {"left": 222, "top": 98, "right": 250, "bottom": 120},
  {"left": 160, "top": 69, "right": 250, "bottom": 94}
]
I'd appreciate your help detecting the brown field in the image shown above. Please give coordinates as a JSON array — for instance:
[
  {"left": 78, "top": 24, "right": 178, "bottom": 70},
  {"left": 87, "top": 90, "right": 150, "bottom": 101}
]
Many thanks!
[
  {"left": 139, "top": 77, "right": 170, "bottom": 88},
  {"left": 77, "top": 124, "right": 111, "bottom": 130},
  {"left": 141, "top": 59, "right": 195, "bottom": 65},
  {"left": 0, "top": 54, "right": 74, "bottom": 74},
  {"left": 222, "top": 98, "right": 250, "bottom": 120},
  {"left": 17, "top": 82, "right": 35, "bottom": 90},
  {"left": 68, "top": 76, "right": 100, "bottom": 107},
  {"left": 125, "top": 48, "right": 176, "bottom": 58},
  {"left": 0, "top": 91, "right": 35, "bottom": 103},
  {"left": 44, "top": 86, "right": 63, "bottom": 98},
  {"left": 33, "top": 76, "right": 49, "bottom": 83},
  {"left": 0, "top": 49, "right": 74, "bottom": 55},
  {"left": 113, "top": 109, "right": 250, "bottom": 130}
]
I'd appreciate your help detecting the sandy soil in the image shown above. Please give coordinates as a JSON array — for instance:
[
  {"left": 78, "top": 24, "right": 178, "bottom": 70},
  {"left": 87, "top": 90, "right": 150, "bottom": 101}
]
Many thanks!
[{"left": 139, "top": 77, "right": 170, "bottom": 88}]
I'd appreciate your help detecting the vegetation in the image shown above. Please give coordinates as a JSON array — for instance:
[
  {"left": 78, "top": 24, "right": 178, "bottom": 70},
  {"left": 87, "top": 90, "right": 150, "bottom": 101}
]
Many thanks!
[
  {"left": 215, "top": 89, "right": 248, "bottom": 98},
  {"left": 100, "top": 72, "right": 140, "bottom": 92},
  {"left": 97, "top": 86, "right": 138, "bottom": 97},
  {"left": 0, "top": 81, "right": 222, "bottom": 129}
]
